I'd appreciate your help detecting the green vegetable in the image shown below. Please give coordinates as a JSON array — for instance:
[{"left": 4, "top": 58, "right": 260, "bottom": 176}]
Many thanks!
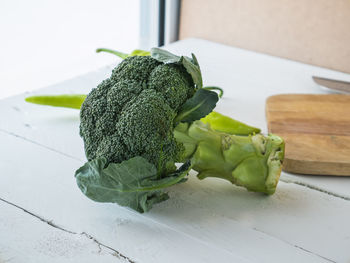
[
  {"left": 79, "top": 49, "right": 217, "bottom": 174},
  {"left": 96, "top": 48, "right": 129, "bottom": 59},
  {"left": 174, "top": 121, "right": 284, "bottom": 194},
  {"left": 203, "top": 86, "right": 224, "bottom": 98},
  {"left": 174, "top": 88, "right": 219, "bottom": 123},
  {"left": 201, "top": 111, "right": 261, "bottom": 135},
  {"left": 75, "top": 157, "right": 191, "bottom": 213},
  {"left": 25, "top": 94, "right": 86, "bottom": 109},
  {"left": 96, "top": 48, "right": 151, "bottom": 59},
  {"left": 151, "top": 48, "right": 203, "bottom": 89},
  {"left": 25, "top": 47, "right": 285, "bottom": 213},
  {"left": 77, "top": 48, "right": 221, "bottom": 212}
]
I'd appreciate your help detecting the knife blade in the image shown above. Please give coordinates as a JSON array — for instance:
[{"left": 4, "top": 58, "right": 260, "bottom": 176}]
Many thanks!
[{"left": 313, "top": 76, "right": 350, "bottom": 93}]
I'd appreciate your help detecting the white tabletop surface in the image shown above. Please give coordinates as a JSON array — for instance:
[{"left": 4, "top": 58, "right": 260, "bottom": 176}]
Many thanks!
[{"left": 1, "top": 39, "right": 350, "bottom": 263}]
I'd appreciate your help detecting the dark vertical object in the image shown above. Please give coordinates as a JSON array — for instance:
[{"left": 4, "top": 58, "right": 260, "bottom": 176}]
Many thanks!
[
  {"left": 158, "top": 0, "right": 166, "bottom": 46},
  {"left": 175, "top": 0, "right": 181, "bottom": 41}
]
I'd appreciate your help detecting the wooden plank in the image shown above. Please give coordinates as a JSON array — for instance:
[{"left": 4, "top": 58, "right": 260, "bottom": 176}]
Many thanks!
[
  {"left": 0, "top": 133, "right": 250, "bottom": 263},
  {"left": 0, "top": 132, "right": 347, "bottom": 262},
  {"left": 0, "top": 200, "right": 129, "bottom": 263}
]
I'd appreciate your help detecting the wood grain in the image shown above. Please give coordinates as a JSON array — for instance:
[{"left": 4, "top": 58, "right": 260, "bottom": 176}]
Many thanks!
[{"left": 266, "top": 94, "right": 350, "bottom": 175}]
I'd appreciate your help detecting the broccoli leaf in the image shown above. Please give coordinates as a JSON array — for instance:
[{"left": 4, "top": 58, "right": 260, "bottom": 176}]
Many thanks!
[
  {"left": 151, "top": 48, "right": 181, "bottom": 63},
  {"left": 75, "top": 156, "right": 191, "bottom": 213},
  {"left": 181, "top": 56, "right": 203, "bottom": 89},
  {"left": 203, "top": 86, "right": 224, "bottom": 98},
  {"left": 151, "top": 48, "right": 203, "bottom": 89},
  {"left": 175, "top": 88, "right": 219, "bottom": 123}
]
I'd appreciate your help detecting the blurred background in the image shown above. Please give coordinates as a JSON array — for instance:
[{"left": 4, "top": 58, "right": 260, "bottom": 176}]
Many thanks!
[
  {"left": 1, "top": 0, "right": 349, "bottom": 99},
  {"left": 0, "top": 0, "right": 136, "bottom": 99},
  {"left": 0, "top": 0, "right": 180, "bottom": 99}
]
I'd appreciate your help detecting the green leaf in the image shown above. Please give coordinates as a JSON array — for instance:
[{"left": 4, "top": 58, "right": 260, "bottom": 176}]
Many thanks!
[
  {"left": 151, "top": 48, "right": 203, "bottom": 89},
  {"left": 181, "top": 55, "right": 203, "bottom": 89},
  {"left": 191, "top": 53, "right": 200, "bottom": 66},
  {"left": 175, "top": 88, "right": 219, "bottom": 123},
  {"left": 203, "top": 86, "right": 224, "bottom": 98},
  {"left": 75, "top": 156, "right": 191, "bottom": 213},
  {"left": 150, "top": 48, "right": 181, "bottom": 63}
]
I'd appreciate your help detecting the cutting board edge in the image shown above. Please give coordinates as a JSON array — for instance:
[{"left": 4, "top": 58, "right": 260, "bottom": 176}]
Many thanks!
[{"left": 283, "top": 155, "right": 350, "bottom": 176}]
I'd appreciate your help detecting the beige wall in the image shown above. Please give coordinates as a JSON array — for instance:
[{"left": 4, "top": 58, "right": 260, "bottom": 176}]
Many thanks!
[{"left": 180, "top": 0, "right": 350, "bottom": 73}]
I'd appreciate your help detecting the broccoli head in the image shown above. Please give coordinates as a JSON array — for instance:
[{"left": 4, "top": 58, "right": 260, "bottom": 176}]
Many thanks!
[{"left": 79, "top": 55, "right": 195, "bottom": 175}]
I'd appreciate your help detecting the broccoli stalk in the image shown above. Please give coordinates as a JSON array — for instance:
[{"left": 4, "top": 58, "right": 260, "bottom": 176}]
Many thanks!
[{"left": 174, "top": 120, "right": 284, "bottom": 194}]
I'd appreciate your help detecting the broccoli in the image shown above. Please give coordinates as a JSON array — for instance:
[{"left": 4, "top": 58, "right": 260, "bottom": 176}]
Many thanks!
[
  {"left": 25, "top": 48, "right": 285, "bottom": 213},
  {"left": 79, "top": 56, "right": 194, "bottom": 175}
]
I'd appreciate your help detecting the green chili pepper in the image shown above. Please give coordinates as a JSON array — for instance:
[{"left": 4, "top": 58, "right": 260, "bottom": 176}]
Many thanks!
[
  {"left": 96, "top": 48, "right": 151, "bottom": 59},
  {"left": 96, "top": 48, "right": 129, "bottom": 59},
  {"left": 200, "top": 111, "right": 260, "bottom": 135},
  {"left": 25, "top": 94, "right": 87, "bottom": 109}
]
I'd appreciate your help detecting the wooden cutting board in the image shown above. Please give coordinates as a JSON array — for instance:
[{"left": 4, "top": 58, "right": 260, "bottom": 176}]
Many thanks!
[{"left": 266, "top": 94, "right": 350, "bottom": 176}]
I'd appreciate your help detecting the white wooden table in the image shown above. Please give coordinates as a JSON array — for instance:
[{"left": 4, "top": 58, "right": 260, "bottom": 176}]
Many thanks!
[{"left": 1, "top": 39, "right": 350, "bottom": 263}]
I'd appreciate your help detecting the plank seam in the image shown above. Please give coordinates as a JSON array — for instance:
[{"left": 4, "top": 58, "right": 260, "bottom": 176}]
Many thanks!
[
  {"left": 294, "top": 245, "right": 336, "bottom": 263},
  {"left": 0, "top": 197, "right": 135, "bottom": 263},
  {"left": 251, "top": 227, "right": 336, "bottom": 263},
  {"left": 169, "top": 192, "right": 337, "bottom": 262},
  {"left": 280, "top": 178, "right": 350, "bottom": 201},
  {"left": 133, "top": 203, "right": 333, "bottom": 263},
  {"left": 0, "top": 129, "right": 82, "bottom": 162}
]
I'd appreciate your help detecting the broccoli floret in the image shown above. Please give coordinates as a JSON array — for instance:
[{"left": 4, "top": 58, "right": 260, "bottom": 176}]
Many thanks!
[
  {"left": 149, "top": 64, "right": 194, "bottom": 110},
  {"left": 79, "top": 56, "right": 195, "bottom": 175},
  {"left": 111, "top": 56, "right": 161, "bottom": 83},
  {"left": 115, "top": 89, "right": 179, "bottom": 173}
]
